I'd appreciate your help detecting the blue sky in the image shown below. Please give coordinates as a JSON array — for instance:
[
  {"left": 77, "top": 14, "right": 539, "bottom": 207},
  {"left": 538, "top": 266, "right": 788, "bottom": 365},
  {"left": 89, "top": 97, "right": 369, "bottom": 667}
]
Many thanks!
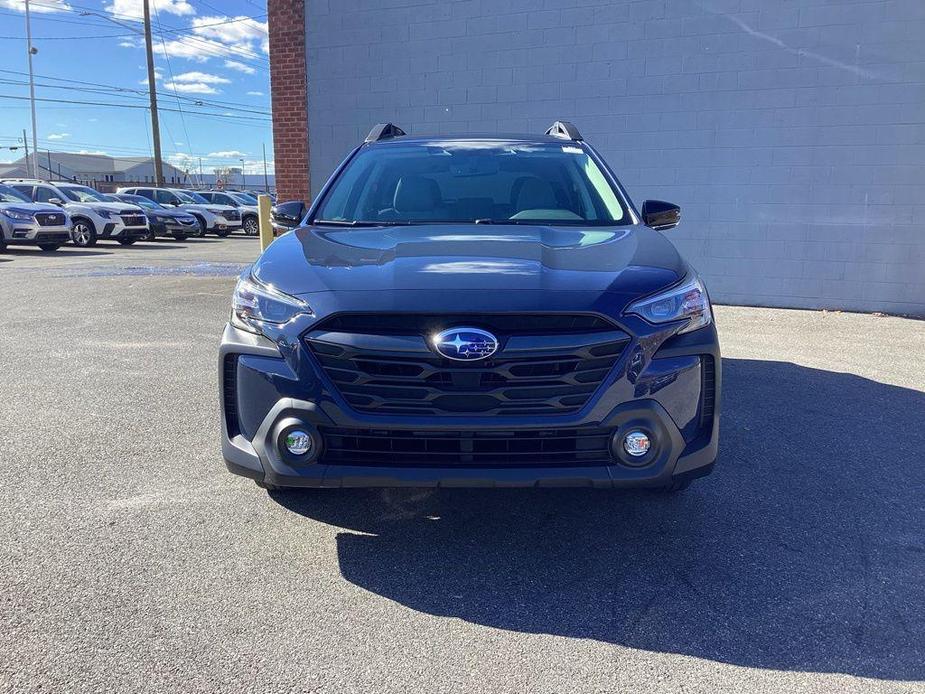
[{"left": 0, "top": 0, "right": 273, "bottom": 175}]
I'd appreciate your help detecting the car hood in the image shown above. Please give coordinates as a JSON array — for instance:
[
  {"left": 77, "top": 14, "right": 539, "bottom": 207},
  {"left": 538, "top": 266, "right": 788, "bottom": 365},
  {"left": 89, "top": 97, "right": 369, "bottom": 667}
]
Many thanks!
[
  {"left": 252, "top": 223, "right": 686, "bottom": 306},
  {"left": 149, "top": 208, "right": 196, "bottom": 219},
  {"left": 66, "top": 201, "right": 144, "bottom": 213},
  {"left": 0, "top": 202, "right": 65, "bottom": 214},
  {"left": 180, "top": 203, "right": 235, "bottom": 212}
]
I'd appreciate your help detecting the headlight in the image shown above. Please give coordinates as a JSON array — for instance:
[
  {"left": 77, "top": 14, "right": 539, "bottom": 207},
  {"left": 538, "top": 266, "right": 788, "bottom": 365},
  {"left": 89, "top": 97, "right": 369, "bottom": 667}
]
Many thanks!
[
  {"left": 206, "top": 208, "right": 225, "bottom": 215},
  {"left": 231, "top": 274, "right": 312, "bottom": 333},
  {"left": 96, "top": 209, "right": 113, "bottom": 219},
  {"left": 626, "top": 275, "right": 712, "bottom": 335},
  {"left": 0, "top": 208, "right": 34, "bottom": 222}
]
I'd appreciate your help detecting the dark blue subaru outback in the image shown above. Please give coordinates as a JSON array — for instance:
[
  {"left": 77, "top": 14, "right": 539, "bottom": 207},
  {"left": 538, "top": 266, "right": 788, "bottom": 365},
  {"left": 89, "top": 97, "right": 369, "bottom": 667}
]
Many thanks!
[{"left": 219, "top": 122, "right": 720, "bottom": 492}]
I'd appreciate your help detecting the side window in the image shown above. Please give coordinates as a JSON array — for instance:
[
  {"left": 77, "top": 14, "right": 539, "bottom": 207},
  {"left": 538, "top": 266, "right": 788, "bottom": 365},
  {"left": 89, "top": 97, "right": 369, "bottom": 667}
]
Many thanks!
[
  {"left": 11, "top": 185, "right": 35, "bottom": 200},
  {"left": 138, "top": 189, "right": 156, "bottom": 200},
  {"left": 33, "top": 186, "right": 57, "bottom": 203},
  {"left": 199, "top": 193, "right": 213, "bottom": 202},
  {"left": 216, "top": 194, "right": 233, "bottom": 206}
]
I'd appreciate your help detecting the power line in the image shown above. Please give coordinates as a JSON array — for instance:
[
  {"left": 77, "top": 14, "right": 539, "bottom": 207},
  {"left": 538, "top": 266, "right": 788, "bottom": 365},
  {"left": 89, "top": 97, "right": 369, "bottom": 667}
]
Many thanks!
[
  {"left": 0, "top": 70, "right": 271, "bottom": 115},
  {"left": 0, "top": 93, "right": 273, "bottom": 124}
]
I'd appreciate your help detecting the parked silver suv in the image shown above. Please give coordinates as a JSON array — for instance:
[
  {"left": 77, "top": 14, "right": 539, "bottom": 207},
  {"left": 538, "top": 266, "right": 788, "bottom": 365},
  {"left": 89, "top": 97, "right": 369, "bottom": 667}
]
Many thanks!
[
  {"left": 2, "top": 179, "right": 148, "bottom": 247},
  {"left": 0, "top": 183, "right": 71, "bottom": 252}
]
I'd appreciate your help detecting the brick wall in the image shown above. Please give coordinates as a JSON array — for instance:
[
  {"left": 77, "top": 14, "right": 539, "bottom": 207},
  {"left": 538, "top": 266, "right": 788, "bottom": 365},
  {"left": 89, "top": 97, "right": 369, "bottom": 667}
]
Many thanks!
[
  {"left": 268, "top": 0, "right": 310, "bottom": 204},
  {"left": 301, "top": 0, "right": 925, "bottom": 315}
]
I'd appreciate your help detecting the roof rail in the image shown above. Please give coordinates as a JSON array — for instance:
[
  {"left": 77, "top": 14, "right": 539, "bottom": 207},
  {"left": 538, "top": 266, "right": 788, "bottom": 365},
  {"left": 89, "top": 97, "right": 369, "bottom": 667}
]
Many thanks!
[
  {"left": 365, "top": 123, "right": 406, "bottom": 143},
  {"left": 544, "top": 121, "right": 582, "bottom": 141}
]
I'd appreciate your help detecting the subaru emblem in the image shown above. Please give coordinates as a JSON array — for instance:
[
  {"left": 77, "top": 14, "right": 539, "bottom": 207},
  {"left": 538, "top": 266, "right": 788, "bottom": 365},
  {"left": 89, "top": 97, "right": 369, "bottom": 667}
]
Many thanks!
[{"left": 431, "top": 327, "right": 499, "bottom": 361}]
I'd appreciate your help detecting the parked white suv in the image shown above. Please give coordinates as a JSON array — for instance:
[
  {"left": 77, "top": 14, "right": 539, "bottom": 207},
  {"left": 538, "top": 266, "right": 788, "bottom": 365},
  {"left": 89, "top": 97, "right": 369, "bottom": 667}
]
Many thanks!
[
  {"left": 2, "top": 179, "right": 148, "bottom": 247},
  {"left": 198, "top": 190, "right": 260, "bottom": 236},
  {"left": 0, "top": 183, "right": 72, "bottom": 252},
  {"left": 117, "top": 187, "right": 242, "bottom": 237}
]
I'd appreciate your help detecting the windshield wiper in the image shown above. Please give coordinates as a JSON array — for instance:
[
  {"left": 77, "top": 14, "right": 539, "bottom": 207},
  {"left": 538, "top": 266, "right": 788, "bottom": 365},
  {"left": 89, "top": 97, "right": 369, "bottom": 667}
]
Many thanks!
[{"left": 313, "top": 219, "right": 412, "bottom": 227}]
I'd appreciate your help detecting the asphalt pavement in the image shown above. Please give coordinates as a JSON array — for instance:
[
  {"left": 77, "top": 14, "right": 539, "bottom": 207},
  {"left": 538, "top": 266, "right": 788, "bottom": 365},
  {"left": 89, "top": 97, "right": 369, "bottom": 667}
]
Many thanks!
[{"left": 0, "top": 238, "right": 923, "bottom": 693}]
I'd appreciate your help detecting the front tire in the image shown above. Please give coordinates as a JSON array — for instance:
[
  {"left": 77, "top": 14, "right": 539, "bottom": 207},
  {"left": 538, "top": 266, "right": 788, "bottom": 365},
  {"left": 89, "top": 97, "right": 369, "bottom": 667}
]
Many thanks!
[
  {"left": 192, "top": 215, "right": 207, "bottom": 237},
  {"left": 215, "top": 228, "right": 231, "bottom": 238},
  {"left": 71, "top": 219, "right": 97, "bottom": 247},
  {"left": 38, "top": 243, "right": 61, "bottom": 252},
  {"left": 242, "top": 215, "right": 259, "bottom": 236},
  {"left": 255, "top": 479, "right": 285, "bottom": 491},
  {"left": 172, "top": 232, "right": 189, "bottom": 242},
  {"left": 117, "top": 237, "right": 137, "bottom": 246}
]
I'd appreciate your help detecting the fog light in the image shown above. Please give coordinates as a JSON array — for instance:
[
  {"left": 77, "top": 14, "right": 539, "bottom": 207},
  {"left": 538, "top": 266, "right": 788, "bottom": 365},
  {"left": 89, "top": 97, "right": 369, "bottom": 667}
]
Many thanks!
[
  {"left": 284, "top": 430, "right": 313, "bottom": 456},
  {"left": 623, "top": 430, "right": 651, "bottom": 457}
]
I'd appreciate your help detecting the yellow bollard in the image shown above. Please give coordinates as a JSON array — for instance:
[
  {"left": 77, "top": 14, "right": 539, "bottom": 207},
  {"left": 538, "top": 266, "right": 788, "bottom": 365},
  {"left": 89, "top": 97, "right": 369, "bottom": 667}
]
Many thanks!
[{"left": 257, "top": 194, "right": 273, "bottom": 252}]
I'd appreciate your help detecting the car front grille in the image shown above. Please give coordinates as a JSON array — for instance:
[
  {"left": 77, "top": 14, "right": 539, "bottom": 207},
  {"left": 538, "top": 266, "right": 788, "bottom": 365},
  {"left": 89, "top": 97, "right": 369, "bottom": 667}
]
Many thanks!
[
  {"left": 120, "top": 215, "right": 147, "bottom": 227},
  {"left": 320, "top": 426, "right": 614, "bottom": 467},
  {"left": 305, "top": 313, "right": 629, "bottom": 416},
  {"left": 34, "top": 212, "right": 65, "bottom": 226}
]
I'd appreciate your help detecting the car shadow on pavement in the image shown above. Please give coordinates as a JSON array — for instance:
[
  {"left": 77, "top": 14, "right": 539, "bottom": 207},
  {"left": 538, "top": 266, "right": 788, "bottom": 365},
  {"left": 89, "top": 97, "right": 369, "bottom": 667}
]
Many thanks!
[
  {"left": 1, "top": 249, "right": 113, "bottom": 257},
  {"left": 272, "top": 358, "right": 925, "bottom": 681}
]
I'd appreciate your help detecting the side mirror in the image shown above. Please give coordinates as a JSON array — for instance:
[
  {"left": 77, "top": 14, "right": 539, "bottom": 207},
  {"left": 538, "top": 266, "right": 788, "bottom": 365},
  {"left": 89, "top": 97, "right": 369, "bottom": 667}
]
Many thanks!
[
  {"left": 271, "top": 201, "right": 306, "bottom": 229},
  {"left": 48, "top": 197, "right": 64, "bottom": 206},
  {"left": 641, "top": 200, "right": 681, "bottom": 231}
]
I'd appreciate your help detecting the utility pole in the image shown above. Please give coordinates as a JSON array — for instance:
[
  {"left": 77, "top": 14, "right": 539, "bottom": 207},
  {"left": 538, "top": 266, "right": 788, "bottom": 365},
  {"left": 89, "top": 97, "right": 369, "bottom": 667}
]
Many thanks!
[
  {"left": 240, "top": 158, "right": 246, "bottom": 189},
  {"left": 46, "top": 150, "right": 52, "bottom": 179},
  {"left": 24, "top": 0, "right": 38, "bottom": 179},
  {"left": 22, "top": 129, "right": 30, "bottom": 177},
  {"left": 262, "top": 143, "right": 269, "bottom": 193},
  {"left": 142, "top": 0, "right": 164, "bottom": 187}
]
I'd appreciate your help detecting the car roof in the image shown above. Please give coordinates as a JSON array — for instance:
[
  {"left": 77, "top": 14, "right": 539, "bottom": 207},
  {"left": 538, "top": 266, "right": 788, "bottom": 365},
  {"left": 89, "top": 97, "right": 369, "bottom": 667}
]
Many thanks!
[{"left": 364, "top": 133, "right": 582, "bottom": 147}]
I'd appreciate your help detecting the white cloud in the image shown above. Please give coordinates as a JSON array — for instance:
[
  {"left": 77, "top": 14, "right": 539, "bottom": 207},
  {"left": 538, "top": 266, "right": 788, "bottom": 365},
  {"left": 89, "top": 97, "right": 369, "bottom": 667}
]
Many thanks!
[
  {"left": 104, "top": 0, "right": 193, "bottom": 21},
  {"left": 246, "top": 91, "right": 263, "bottom": 96},
  {"left": 161, "top": 81, "right": 218, "bottom": 94},
  {"left": 119, "top": 40, "right": 138, "bottom": 48},
  {"left": 0, "top": 0, "right": 71, "bottom": 13},
  {"left": 208, "top": 150, "right": 247, "bottom": 158},
  {"left": 175, "top": 141, "right": 184, "bottom": 146},
  {"left": 47, "top": 133, "right": 70, "bottom": 140},
  {"left": 192, "top": 15, "right": 268, "bottom": 55},
  {"left": 150, "top": 15, "right": 268, "bottom": 63},
  {"left": 170, "top": 71, "right": 230, "bottom": 84},
  {"left": 224, "top": 60, "right": 255, "bottom": 75}
]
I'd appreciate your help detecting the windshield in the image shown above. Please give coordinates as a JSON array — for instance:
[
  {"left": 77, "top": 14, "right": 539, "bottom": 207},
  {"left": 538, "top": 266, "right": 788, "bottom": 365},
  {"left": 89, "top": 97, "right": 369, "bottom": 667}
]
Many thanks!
[
  {"left": 315, "top": 141, "right": 629, "bottom": 226},
  {"left": 0, "top": 184, "right": 30, "bottom": 203},
  {"left": 127, "top": 196, "right": 162, "bottom": 210},
  {"left": 61, "top": 185, "right": 108, "bottom": 203},
  {"left": 174, "top": 190, "right": 208, "bottom": 204},
  {"left": 230, "top": 192, "right": 257, "bottom": 205}
]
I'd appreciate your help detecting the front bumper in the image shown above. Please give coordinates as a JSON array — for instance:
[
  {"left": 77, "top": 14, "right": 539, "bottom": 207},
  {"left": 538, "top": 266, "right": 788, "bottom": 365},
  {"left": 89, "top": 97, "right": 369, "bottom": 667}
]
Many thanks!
[
  {"left": 2, "top": 222, "right": 71, "bottom": 245},
  {"left": 98, "top": 220, "right": 149, "bottom": 239},
  {"left": 219, "top": 315, "right": 721, "bottom": 489}
]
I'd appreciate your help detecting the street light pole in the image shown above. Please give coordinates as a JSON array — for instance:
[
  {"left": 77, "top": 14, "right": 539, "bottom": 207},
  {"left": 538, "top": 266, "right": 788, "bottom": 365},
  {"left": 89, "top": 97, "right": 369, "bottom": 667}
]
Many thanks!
[
  {"left": 24, "top": 0, "right": 39, "bottom": 179},
  {"left": 262, "top": 142, "right": 269, "bottom": 193},
  {"left": 240, "top": 158, "right": 246, "bottom": 189}
]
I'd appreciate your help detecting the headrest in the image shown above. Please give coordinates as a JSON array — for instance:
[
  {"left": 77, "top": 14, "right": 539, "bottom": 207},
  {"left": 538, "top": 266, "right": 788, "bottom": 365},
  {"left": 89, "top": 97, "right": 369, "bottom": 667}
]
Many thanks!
[
  {"left": 394, "top": 176, "right": 441, "bottom": 213},
  {"left": 514, "top": 177, "right": 557, "bottom": 211}
]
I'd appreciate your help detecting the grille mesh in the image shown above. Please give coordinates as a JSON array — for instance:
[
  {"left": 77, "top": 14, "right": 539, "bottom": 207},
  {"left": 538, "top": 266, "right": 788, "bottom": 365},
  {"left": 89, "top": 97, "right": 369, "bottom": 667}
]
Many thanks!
[
  {"left": 320, "top": 426, "right": 613, "bottom": 467},
  {"left": 306, "top": 314, "right": 628, "bottom": 416}
]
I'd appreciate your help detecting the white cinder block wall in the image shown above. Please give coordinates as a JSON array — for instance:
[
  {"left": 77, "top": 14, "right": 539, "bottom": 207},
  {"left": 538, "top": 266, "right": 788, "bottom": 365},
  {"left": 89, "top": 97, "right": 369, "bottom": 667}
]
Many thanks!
[{"left": 305, "top": 0, "right": 925, "bottom": 315}]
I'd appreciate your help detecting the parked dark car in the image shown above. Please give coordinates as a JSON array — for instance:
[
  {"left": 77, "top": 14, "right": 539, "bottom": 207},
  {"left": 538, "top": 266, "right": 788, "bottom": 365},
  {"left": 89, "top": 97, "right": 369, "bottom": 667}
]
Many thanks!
[
  {"left": 219, "top": 122, "right": 720, "bottom": 493},
  {"left": 108, "top": 194, "right": 199, "bottom": 241}
]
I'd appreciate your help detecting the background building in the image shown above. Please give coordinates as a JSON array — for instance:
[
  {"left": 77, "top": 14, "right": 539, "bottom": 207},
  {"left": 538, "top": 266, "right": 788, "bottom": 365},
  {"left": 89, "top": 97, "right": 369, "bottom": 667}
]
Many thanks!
[{"left": 267, "top": 0, "right": 925, "bottom": 315}]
